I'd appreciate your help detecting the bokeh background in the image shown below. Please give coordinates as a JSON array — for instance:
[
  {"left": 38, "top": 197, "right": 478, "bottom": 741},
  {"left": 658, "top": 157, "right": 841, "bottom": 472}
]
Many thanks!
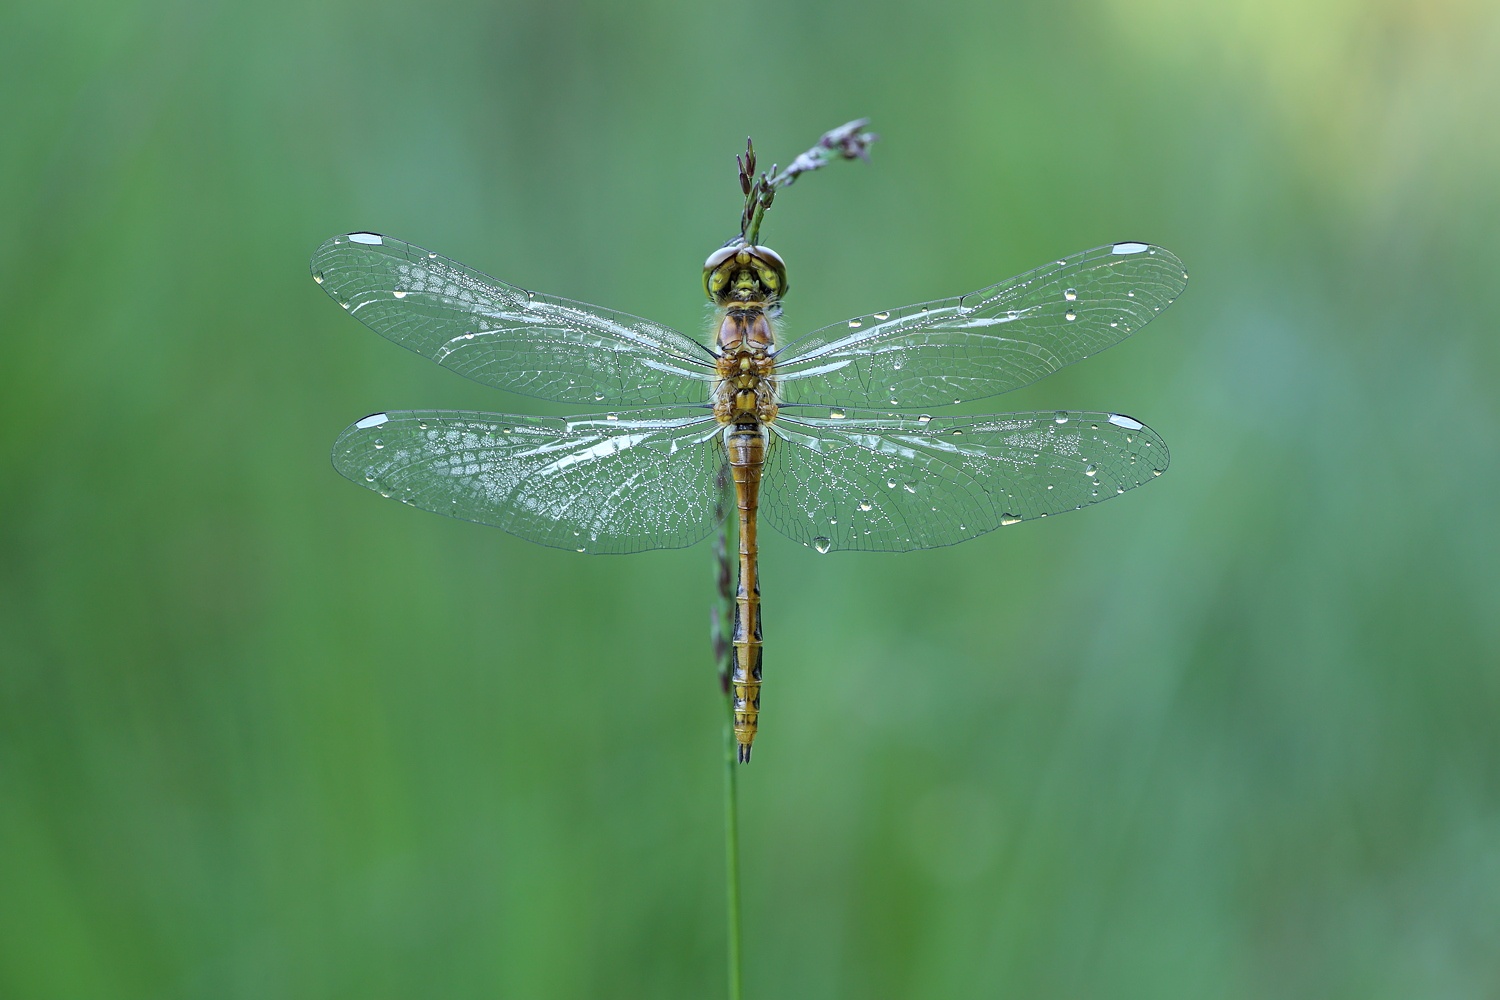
[{"left": 4, "top": 0, "right": 1499, "bottom": 997}]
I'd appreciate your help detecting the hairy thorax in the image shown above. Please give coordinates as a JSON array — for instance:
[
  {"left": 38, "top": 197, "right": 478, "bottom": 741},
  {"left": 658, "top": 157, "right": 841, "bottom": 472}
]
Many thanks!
[{"left": 713, "top": 304, "right": 779, "bottom": 424}]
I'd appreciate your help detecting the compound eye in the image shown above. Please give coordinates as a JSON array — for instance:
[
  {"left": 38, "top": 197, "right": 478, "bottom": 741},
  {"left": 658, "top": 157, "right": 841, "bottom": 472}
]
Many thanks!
[
  {"left": 748, "top": 246, "right": 788, "bottom": 296},
  {"left": 703, "top": 245, "right": 739, "bottom": 272},
  {"left": 751, "top": 246, "right": 785, "bottom": 270}
]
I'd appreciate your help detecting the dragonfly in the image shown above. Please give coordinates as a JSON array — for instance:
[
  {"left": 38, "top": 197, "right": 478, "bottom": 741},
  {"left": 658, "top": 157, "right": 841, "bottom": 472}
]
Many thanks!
[{"left": 313, "top": 231, "right": 1187, "bottom": 762}]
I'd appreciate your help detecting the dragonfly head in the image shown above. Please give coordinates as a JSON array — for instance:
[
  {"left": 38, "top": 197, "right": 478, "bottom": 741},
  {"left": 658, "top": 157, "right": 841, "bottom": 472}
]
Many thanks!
[{"left": 703, "top": 243, "right": 788, "bottom": 305}]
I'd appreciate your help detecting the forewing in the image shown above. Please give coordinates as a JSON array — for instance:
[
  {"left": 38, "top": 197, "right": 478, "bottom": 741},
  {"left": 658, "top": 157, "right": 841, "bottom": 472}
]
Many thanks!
[
  {"left": 312, "top": 233, "right": 719, "bottom": 405},
  {"left": 332, "top": 409, "right": 727, "bottom": 553},
  {"left": 762, "top": 409, "right": 1168, "bottom": 552},
  {"left": 774, "top": 243, "right": 1187, "bottom": 408}
]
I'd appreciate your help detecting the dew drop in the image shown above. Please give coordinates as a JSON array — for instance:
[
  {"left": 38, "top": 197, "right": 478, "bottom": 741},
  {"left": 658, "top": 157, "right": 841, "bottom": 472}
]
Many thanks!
[
  {"left": 340, "top": 301, "right": 350, "bottom": 310},
  {"left": 1152, "top": 469, "right": 1163, "bottom": 477},
  {"left": 917, "top": 414, "right": 932, "bottom": 425},
  {"left": 950, "top": 428, "right": 963, "bottom": 436},
  {"left": 886, "top": 479, "right": 897, "bottom": 489},
  {"left": 364, "top": 473, "right": 375, "bottom": 482},
  {"left": 1006, "top": 309, "right": 1019, "bottom": 320},
  {"left": 847, "top": 318, "right": 863, "bottom": 329},
  {"left": 829, "top": 408, "right": 846, "bottom": 419},
  {"left": 1083, "top": 464, "right": 1097, "bottom": 476},
  {"left": 1001, "top": 513, "right": 1022, "bottom": 525},
  {"left": 1127, "top": 290, "right": 1136, "bottom": 298},
  {"left": 594, "top": 391, "right": 606, "bottom": 401},
  {"left": 813, "top": 537, "right": 832, "bottom": 554},
  {"left": 576, "top": 546, "right": 586, "bottom": 553},
  {"left": 1064, "top": 288, "right": 1078, "bottom": 302},
  {"left": 312, "top": 271, "right": 324, "bottom": 284},
  {"left": 392, "top": 290, "right": 408, "bottom": 299},
  {"left": 373, "top": 439, "right": 384, "bottom": 450},
  {"left": 606, "top": 413, "right": 619, "bottom": 421},
  {"left": 873, "top": 311, "right": 890, "bottom": 320},
  {"left": 463, "top": 331, "right": 475, "bottom": 340},
  {"left": 427, "top": 252, "right": 438, "bottom": 259},
  {"left": 1116, "top": 487, "right": 1125, "bottom": 494},
  {"left": 1054, "top": 411, "right": 1069, "bottom": 424},
  {"left": 417, "top": 421, "right": 428, "bottom": 430},
  {"left": 858, "top": 501, "right": 873, "bottom": 511},
  {"left": 1064, "top": 309, "right": 1077, "bottom": 322},
  {"left": 903, "top": 482, "right": 917, "bottom": 494}
]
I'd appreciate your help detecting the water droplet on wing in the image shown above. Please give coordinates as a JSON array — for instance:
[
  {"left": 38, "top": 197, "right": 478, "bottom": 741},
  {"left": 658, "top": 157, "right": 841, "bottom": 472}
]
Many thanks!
[{"left": 813, "top": 537, "right": 832, "bottom": 554}]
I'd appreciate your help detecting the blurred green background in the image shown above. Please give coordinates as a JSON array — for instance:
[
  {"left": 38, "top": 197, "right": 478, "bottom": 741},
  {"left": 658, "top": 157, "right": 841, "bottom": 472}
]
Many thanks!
[{"left": 4, "top": 0, "right": 1498, "bottom": 996}]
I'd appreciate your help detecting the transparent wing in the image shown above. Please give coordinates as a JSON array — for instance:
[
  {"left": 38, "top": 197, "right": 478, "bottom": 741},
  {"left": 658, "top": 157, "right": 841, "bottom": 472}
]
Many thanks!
[
  {"left": 774, "top": 242, "right": 1187, "bottom": 408},
  {"left": 762, "top": 409, "right": 1168, "bottom": 552},
  {"left": 332, "top": 408, "right": 727, "bottom": 553},
  {"left": 312, "top": 233, "right": 719, "bottom": 406}
]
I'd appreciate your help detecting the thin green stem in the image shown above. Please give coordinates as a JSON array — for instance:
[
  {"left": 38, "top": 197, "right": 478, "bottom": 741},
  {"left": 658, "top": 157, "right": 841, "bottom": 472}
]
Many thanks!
[{"left": 724, "top": 710, "right": 744, "bottom": 1000}]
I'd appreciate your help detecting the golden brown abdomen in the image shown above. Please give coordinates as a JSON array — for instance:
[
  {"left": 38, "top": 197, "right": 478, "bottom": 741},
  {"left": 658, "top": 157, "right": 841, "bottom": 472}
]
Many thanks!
[{"left": 726, "top": 422, "right": 766, "bottom": 762}]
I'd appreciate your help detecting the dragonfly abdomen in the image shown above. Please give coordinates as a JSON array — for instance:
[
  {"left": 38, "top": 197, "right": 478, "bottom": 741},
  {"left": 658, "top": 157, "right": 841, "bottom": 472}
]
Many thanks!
[{"left": 726, "top": 422, "right": 766, "bottom": 763}]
